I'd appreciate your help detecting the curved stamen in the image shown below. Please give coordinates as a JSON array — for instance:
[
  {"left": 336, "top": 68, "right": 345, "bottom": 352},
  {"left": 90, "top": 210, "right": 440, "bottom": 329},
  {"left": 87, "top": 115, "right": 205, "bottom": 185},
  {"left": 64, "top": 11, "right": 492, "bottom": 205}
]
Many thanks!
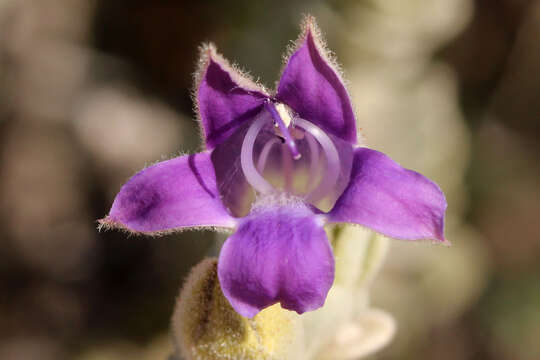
[
  {"left": 264, "top": 100, "right": 301, "bottom": 160},
  {"left": 256, "top": 137, "right": 280, "bottom": 173},
  {"left": 294, "top": 118, "right": 341, "bottom": 203},
  {"left": 241, "top": 111, "right": 341, "bottom": 201},
  {"left": 240, "top": 116, "right": 274, "bottom": 194},
  {"left": 305, "top": 131, "right": 320, "bottom": 192},
  {"left": 282, "top": 144, "right": 293, "bottom": 192}
]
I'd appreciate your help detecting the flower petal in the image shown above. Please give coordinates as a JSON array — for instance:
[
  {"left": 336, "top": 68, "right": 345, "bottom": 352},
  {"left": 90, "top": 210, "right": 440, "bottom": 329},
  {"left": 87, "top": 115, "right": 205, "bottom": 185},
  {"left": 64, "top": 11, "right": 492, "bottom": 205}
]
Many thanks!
[
  {"left": 276, "top": 16, "right": 356, "bottom": 144},
  {"left": 218, "top": 201, "right": 334, "bottom": 318},
  {"left": 328, "top": 148, "right": 447, "bottom": 242},
  {"left": 100, "top": 152, "right": 236, "bottom": 234},
  {"left": 195, "top": 44, "right": 269, "bottom": 149}
]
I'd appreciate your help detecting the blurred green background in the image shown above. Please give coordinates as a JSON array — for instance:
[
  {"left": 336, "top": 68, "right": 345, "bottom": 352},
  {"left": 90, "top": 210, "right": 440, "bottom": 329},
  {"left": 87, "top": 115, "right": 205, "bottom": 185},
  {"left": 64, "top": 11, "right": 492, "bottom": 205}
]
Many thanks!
[{"left": 0, "top": 0, "right": 539, "bottom": 359}]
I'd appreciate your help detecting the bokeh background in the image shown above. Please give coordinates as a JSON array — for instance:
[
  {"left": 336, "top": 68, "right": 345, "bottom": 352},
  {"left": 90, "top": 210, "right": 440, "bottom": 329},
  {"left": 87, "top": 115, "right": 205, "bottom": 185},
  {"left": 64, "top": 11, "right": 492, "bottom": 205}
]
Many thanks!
[{"left": 0, "top": 1, "right": 539, "bottom": 359}]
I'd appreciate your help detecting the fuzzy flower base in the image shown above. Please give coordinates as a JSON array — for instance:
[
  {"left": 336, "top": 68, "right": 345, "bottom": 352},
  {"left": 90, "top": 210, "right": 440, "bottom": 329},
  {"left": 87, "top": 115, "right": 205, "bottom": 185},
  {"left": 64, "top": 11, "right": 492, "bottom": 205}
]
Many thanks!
[{"left": 172, "top": 258, "right": 303, "bottom": 360}]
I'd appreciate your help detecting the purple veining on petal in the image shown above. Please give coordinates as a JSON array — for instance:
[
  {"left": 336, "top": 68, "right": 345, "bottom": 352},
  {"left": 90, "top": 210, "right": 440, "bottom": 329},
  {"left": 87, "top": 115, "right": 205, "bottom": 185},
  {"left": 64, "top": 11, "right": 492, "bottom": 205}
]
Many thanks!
[
  {"left": 197, "top": 51, "right": 268, "bottom": 149},
  {"left": 104, "top": 152, "right": 236, "bottom": 233},
  {"left": 328, "top": 147, "right": 447, "bottom": 242},
  {"left": 188, "top": 154, "right": 216, "bottom": 198},
  {"left": 276, "top": 25, "right": 356, "bottom": 144},
  {"left": 218, "top": 200, "right": 334, "bottom": 318}
]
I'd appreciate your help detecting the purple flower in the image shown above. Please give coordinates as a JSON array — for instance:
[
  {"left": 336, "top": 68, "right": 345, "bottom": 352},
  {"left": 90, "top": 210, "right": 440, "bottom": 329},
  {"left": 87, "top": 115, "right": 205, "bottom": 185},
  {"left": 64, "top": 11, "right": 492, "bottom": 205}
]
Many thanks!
[{"left": 100, "top": 17, "right": 447, "bottom": 318}]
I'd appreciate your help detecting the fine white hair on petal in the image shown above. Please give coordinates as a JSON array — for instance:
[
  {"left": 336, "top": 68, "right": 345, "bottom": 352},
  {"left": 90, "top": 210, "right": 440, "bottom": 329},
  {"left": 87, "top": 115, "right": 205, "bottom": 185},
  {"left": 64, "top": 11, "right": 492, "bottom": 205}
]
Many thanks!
[
  {"left": 97, "top": 216, "right": 235, "bottom": 238},
  {"left": 278, "top": 14, "right": 346, "bottom": 91},
  {"left": 277, "top": 14, "right": 363, "bottom": 144},
  {"left": 193, "top": 43, "right": 269, "bottom": 96},
  {"left": 191, "top": 43, "right": 269, "bottom": 150},
  {"left": 250, "top": 192, "right": 311, "bottom": 213}
]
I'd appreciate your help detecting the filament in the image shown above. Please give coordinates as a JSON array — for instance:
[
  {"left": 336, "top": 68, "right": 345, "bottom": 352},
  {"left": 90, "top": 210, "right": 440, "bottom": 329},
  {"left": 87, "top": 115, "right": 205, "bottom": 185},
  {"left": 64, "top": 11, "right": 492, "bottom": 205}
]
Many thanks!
[
  {"left": 240, "top": 116, "right": 274, "bottom": 194},
  {"left": 241, "top": 108, "right": 340, "bottom": 202},
  {"left": 294, "top": 118, "right": 340, "bottom": 203},
  {"left": 305, "top": 131, "right": 320, "bottom": 192},
  {"left": 282, "top": 144, "right": 293, "bottom": 192},
  {"left": 256, "top": 137, "right": 280, "bottom": 173}
]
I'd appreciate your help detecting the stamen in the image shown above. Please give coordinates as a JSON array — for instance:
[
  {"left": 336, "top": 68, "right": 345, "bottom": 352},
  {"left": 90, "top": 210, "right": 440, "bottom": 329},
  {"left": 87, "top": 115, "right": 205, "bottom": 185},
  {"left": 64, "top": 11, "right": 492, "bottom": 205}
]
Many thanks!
[
  {"left": 282, "top": 144, "right": 293, "bottom": 192},
  {"left": 256, "top": 137, "right": 280, "bottom": 172},
  {"left": 294, "top": 118, "right": 340, "bottom": 203},
  {"left": 305, "top": 131, "right": 320, "bottom": 192},
  {"left": 240, "top": 116, "right": 274, "bottom": 194},
  {"left": 264, "top": 100, "right": 301, "bottom": 160},
  {"left": 241, "top": 111, "right": 341, "bottom": 201}
]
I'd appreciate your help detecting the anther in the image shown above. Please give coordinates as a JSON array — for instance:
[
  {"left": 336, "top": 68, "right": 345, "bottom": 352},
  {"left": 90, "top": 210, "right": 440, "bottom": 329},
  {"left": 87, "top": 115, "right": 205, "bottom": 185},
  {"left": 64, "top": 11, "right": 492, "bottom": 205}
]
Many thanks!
[{"left": 263, "top": 100, "right": 301, "bottom": 160}]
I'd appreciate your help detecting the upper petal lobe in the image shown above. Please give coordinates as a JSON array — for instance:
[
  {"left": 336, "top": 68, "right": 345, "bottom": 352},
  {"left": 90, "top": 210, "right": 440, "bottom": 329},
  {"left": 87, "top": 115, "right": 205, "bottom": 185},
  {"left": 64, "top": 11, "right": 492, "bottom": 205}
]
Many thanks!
[
  {"left": 218, "top": 201, "right": 334, "bottom": 318},
  {"left": 276, "top": 17, "right": 356, "bottom": 144},
  {"left": 102, "top": 152, "right": 236, "bottom": 234},
  {"left": 196, "top": 45, "right": 268, "bottom": 149},
  {"left": 328, "top": 148, "right": 447, "bottom": 242}
]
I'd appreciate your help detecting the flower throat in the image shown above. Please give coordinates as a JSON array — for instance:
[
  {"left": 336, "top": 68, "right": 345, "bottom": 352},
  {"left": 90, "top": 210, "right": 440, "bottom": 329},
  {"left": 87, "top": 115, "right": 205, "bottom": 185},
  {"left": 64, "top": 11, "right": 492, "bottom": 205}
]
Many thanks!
[{"left": 240, "top": 100, "right": 341, "bottom": 207}]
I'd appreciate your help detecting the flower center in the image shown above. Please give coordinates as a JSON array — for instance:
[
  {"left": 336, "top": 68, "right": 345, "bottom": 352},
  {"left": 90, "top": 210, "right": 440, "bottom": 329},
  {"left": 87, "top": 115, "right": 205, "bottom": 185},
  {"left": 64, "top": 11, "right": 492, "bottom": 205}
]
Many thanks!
[{"left": 240, "top": 101, "right": 341, "bottom": 205}]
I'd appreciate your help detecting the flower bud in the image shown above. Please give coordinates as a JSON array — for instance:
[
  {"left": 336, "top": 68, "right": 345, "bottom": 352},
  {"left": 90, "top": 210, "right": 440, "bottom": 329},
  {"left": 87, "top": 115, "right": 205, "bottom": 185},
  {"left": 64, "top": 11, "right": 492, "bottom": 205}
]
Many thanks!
[{"left": 172, "top": 258, "right": 304, "bottom": 360}]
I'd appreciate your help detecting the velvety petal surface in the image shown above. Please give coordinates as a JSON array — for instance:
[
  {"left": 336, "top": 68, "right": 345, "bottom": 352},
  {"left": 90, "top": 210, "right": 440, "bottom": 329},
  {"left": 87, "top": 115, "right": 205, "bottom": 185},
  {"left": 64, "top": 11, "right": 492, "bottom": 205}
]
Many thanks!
[
  {"left": 328, "top": 148, "right": 447, "bottom": 242},
  {"left": 218, "top": 200, "right": 334, "bottom": 318},
  {"left": 196, "top": 45, "right": 269, "bottom": 149},
  {"left": 101, "top": 152, "right": 236, "bottom": 234},
  {"left": 276, "top": 19, "right": 356, "bottom": 144}
]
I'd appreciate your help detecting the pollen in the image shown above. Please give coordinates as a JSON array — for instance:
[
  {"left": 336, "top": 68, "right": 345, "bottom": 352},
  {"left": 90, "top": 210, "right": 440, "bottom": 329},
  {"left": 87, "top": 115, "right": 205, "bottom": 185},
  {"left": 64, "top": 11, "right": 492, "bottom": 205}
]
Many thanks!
[{"left": 275, "top": 103, "right": 292, "bottom": 127}]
